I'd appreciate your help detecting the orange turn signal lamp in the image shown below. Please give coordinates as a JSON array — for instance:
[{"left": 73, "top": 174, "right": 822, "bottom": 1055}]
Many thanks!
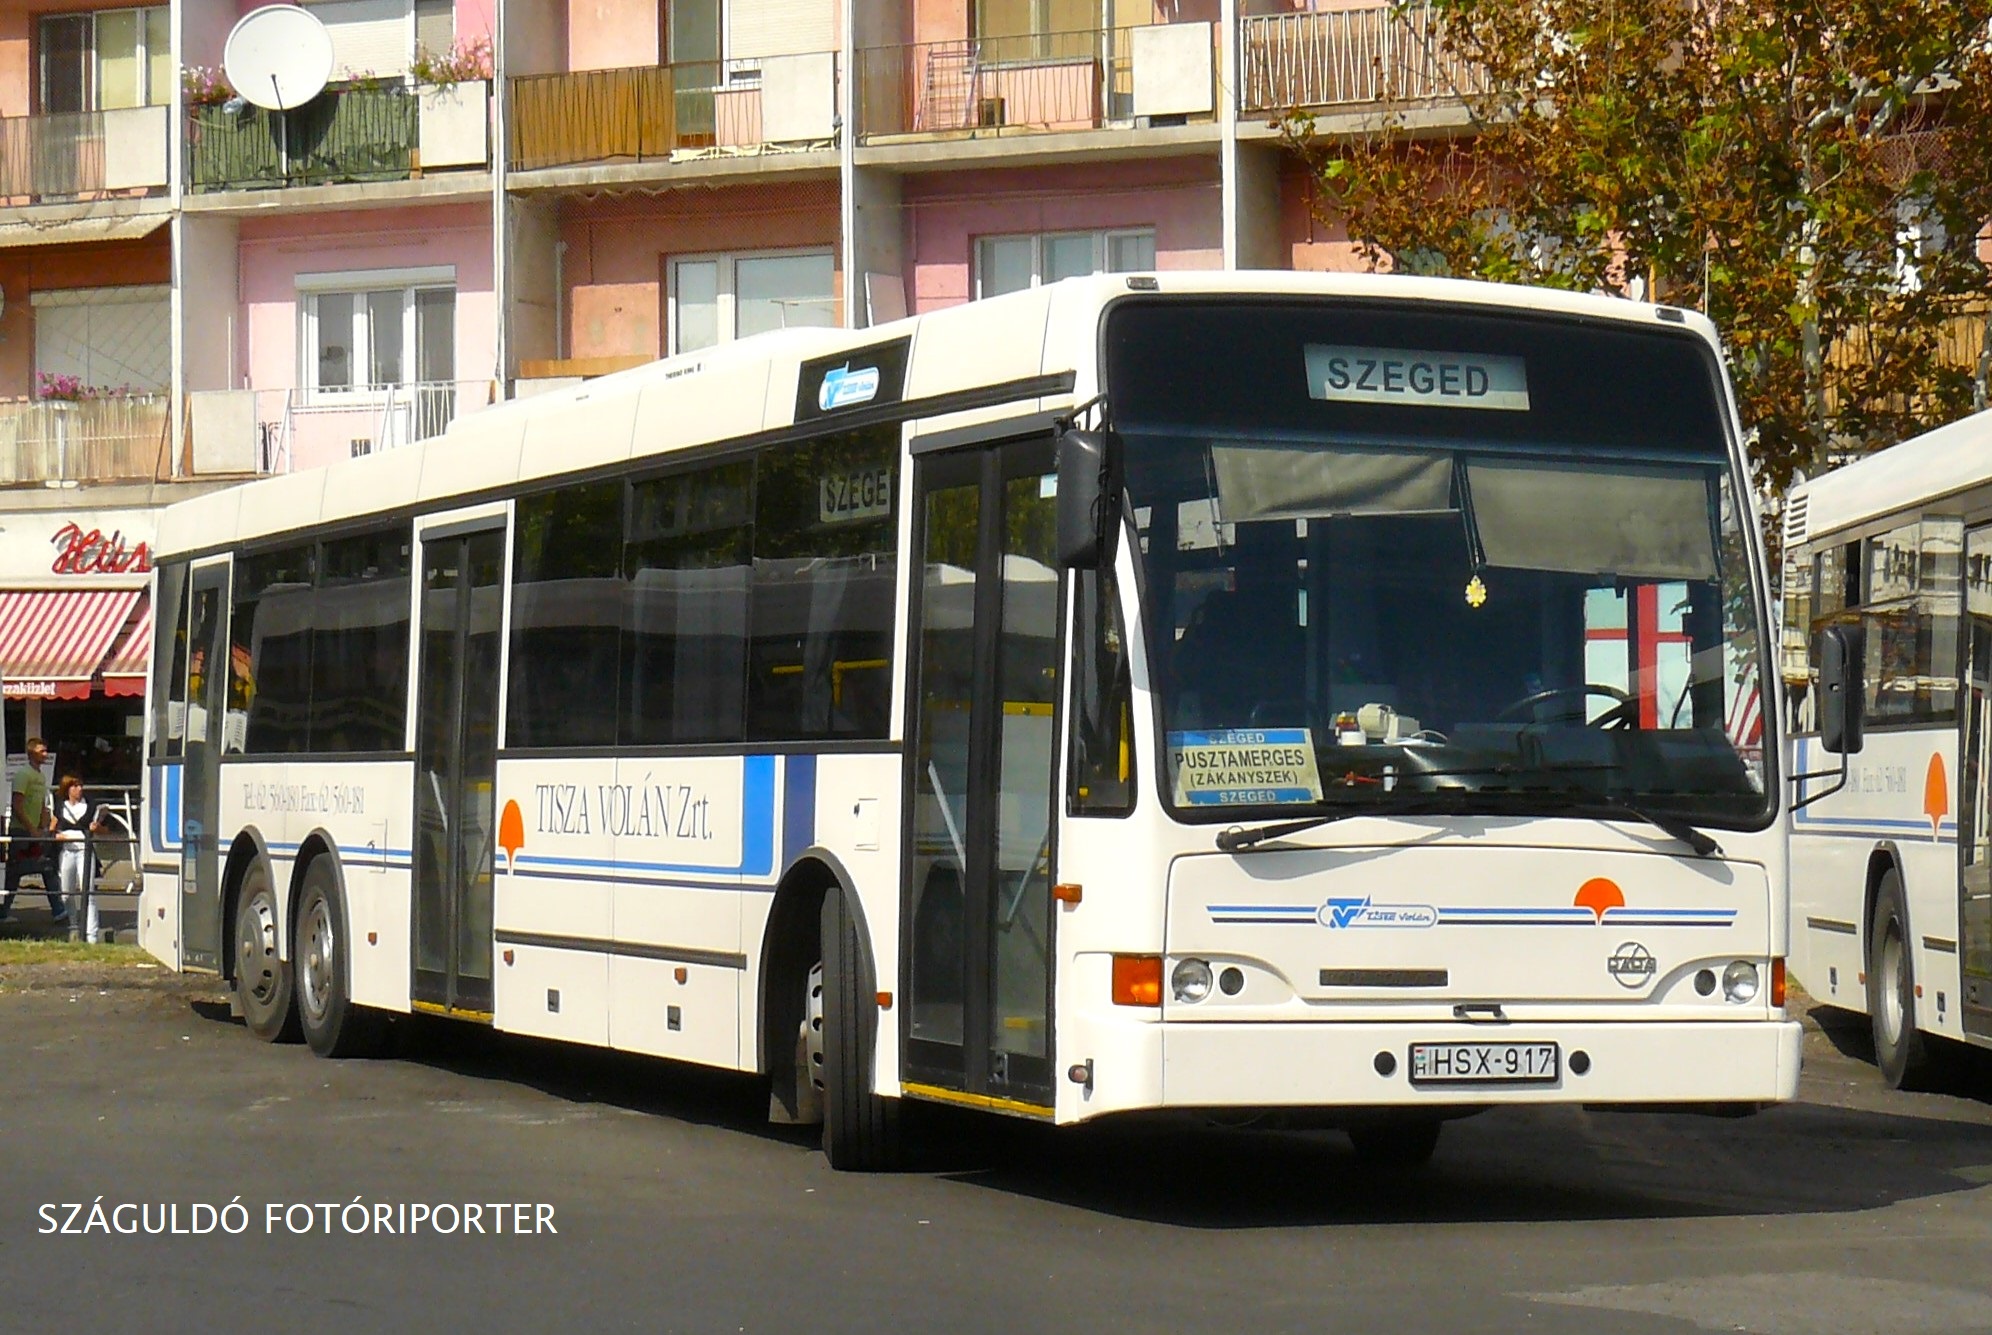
[
  {"left": 1053, "top": 882, "right": 1083, "bottom": 905},
  {"left": 1771, "top": 957, "right": 1787, "bottom": 1009},
  {"left": 1112, "top": 954, "right": 1162, "bottom": 1007}
]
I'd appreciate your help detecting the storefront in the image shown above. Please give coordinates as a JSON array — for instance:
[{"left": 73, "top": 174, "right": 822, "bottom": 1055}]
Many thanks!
[{"left": 0, "top": 508, "right": 155, "bottom": 788}]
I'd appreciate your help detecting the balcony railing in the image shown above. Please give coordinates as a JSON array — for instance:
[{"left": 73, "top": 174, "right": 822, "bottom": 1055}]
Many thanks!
[
  {"left": 859, "top": 27, "right": 1163, "bottom": 141},
  {"left": 187, "top": 87, "right": 418, "bottom": 192},
  {"left": 1238, "top": 6, "right": 1489, "bottom": 115},
  {"left": 0, "top": 106, "right": 170, "bottom": 203},
  {"left": 509, "top": 54, "right": 836, "bottom": 172},
  {"left": 0, "top": 395, "right": 170, "bottom": 486},
  {"left": 256, "top": 380, "right": 499, "bottom": 474}
]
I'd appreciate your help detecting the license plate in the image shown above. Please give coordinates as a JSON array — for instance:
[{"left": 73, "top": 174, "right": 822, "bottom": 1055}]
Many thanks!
[{"left": 1408, "top": 1041, "right": 1560, "bottom": 1085}]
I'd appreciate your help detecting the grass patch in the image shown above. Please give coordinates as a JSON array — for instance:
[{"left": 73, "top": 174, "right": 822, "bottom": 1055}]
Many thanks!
[{"left": 0, "top": 939, "right": 151, "bottom": 968}]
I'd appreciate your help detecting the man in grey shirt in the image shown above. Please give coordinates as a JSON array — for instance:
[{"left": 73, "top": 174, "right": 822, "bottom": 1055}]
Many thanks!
[{"left": 2, "top": 738, "right": 66, "bottom": 925}]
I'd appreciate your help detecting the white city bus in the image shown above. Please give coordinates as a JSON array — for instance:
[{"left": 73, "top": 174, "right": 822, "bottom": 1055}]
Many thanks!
[
  {"left": 1782, "top": 405, "right": 1992, "bottom": 1088},
  {"left": 140, "top": 272, "right": 1798, "bottom": 1169}
]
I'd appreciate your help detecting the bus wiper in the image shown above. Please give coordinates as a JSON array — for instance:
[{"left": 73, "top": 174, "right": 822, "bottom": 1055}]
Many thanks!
[
  {"left": 1523, "top": 790, "right": 1723, "bottom": 858},
  {"left": 1215, "top": 794, "right": 1474, "bottom": 852}
]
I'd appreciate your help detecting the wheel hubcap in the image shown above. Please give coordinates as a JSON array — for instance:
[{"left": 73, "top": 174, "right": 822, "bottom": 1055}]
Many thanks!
[
  {"left": 302, "top": 898, "right": 335, "bottom": 1022},
  {"left": 238, "top": 894, "right": 280, "bottom": 1005},
  {"left": 1880, "top": 924, "right": 1906, "bottom": 1047},
  {"left": 805, "top": 960, "right": 826, "bottom": 1093}
]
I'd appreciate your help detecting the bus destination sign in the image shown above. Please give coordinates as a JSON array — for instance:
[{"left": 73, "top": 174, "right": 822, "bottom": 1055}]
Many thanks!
[
  {"left": 1170, "top": 728, "right": 1325, "bottom": 807},
  {"left": 1305, "top": 344, "right": 1530, "bottom": 412}
]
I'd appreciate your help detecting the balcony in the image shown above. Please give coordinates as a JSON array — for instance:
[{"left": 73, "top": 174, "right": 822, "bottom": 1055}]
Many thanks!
[
  {"left": 1238, "top": 5, "right": 1489, "bottom": 116},
  {"left": 250, "top": 380, "right": 499, "bottom": 473},
  {"left": 509, "top": 54, "right": 838, "bottom": 173},
  {"left": 0, "top": 107, "right": 170, "bottom": 204},
  {"left": 856, "top": 23, "right": 1215, "bottom": 144},
  {"left": 0, "top": 395, "right": 170, "bottom": 486},
  {"left": 186, "top": 81, "right": 489, "bottom": 194}
]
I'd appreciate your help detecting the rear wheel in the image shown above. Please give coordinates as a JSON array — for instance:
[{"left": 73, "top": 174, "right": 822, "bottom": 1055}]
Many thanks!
[
  {"left": 1868, "top": 869, "right": 1932, "bottom": 1090},
  {"left": 235, "top": 863, "right": 299, "bottom": 1044},
  {"left": 820, "top": 891, "right": 901, "bottom": 1171},
  {"left": 295, "top": 858, "right": 389, "bottom": 1059},
  {"left": 1348, "top": 1119, "right": 1442, "bottom": 1167}
]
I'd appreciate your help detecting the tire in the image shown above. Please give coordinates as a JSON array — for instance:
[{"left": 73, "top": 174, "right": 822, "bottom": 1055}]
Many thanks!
[
  {"left": 234, "top": 862, "right": 300, "bottom": 1044},
  {"left": 1348, "top": 1119, "right": 1442, "bottom": 1167},
  {"left": 294, "top": 858, "right": 389, "bottom": 1059},
  {"left": 1868, "top": 869, "right": 1932, "bottom": 1090},
  {"left": 820, "top": 891, "right": 901, "bottom": 1171}
]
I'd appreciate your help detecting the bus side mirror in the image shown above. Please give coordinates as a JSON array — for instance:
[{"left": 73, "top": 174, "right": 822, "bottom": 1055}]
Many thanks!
[
  {"left": 1819, "top": 624, "right": 1864, "bottom": 755},
  {"left": 1056, "top": 428, "right": 1120, "bottom": 569}
]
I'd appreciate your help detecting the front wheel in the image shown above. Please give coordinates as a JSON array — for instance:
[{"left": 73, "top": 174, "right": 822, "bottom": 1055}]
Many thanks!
[
  {"left": 1868, "top": 869, "right": 1932, "bottom": 1090},
  {"left": 295, "top": 858, "right": 389, "bottom": 1059},
  {"left": 819, "top": 891, "right": 901, "bottom": 1171},
  {"left": 235, "top": 863, "right": 300, "bottom": 1044}
]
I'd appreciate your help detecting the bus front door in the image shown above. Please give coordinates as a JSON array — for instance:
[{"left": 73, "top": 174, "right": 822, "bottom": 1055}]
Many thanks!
[
  {"left": 1963, "top": 522, "right": 1992, "bottom": 1037},
  {"left": 179, "top": 564, "right": 229, "bottom": 971},
  {"left": 904, "top": 437, "right": 1060, "bottom": 1110},
  {"left": 411, "top": 526, "right": 505, "bottom": 1019}
]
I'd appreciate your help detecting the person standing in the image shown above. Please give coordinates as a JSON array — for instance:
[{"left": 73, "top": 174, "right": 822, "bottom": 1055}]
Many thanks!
[
  {"left": 53, "top": 775, "right": 107, "bottom": 942},
  {"left": 2, "top": 738, "right": 65, "bottom": 926}
]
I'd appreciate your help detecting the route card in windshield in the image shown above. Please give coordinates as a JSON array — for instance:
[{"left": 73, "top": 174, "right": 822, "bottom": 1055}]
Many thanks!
[{"left": 1169, "top": 728, "right": 1325, "bottom": 807}]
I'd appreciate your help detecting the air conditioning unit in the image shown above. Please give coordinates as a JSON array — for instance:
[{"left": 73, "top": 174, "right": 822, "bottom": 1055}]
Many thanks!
[{"left": 976, "top": 96, "right": 1006, "bottom": 128}]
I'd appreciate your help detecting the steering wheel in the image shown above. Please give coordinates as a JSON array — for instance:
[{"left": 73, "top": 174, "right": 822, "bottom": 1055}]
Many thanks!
[{"left": 1495, "top": 683, "right": 1635, "bottom": 729}]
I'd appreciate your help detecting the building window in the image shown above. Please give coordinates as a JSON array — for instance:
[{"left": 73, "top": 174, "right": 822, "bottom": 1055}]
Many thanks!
[
  {"left": 302, "top": 283, "right": 456, "bottom": 392},
  {"left": 668, "top": 250, "right": 836, "bottom": 355},
  {"left": 975, "top": 229, "right": 1155, "bottom": 299},
  {"left": 39, "top": 7, "right": 170, "bottom": 113}
]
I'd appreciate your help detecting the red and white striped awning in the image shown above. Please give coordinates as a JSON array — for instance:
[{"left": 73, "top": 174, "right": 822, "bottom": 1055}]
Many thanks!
[
  {"left": 101, "top": 598, "right": 152, "bottom": 698},
  {"left": 0, "top": 588, "right": 144, "bottom": 699}
]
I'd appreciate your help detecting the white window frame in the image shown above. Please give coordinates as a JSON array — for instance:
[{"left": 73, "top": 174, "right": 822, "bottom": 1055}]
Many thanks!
[
  {"left": 38, "top": 6, "right": 170, "bottom": 112},
  {"left": 972, "top": 227, "right": 1156, "bottom": 300},
  {"left": 297, "top": 266, "right": 456, "bottom": 398},
  {"left": 666, "top": 246, "right": 837, "bottom": 356}
]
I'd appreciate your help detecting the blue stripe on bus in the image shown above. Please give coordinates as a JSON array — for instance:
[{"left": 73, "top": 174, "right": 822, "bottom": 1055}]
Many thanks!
[{"left": 782, "top": 753, "right": 816, "bottom": 870}]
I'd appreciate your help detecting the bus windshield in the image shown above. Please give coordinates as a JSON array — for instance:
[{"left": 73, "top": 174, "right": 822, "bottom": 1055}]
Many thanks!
[{"left": 1104, "top": 297, "right": 1771, "bottom": 828}]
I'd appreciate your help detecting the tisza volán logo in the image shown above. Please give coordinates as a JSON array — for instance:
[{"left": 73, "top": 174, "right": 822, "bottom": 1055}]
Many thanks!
[
  {"left": 1318, "top": 897, "right": 1439, "bottom": 929},
  {"left": 817, "top": 364, "right": 881, "bottom": 411}
]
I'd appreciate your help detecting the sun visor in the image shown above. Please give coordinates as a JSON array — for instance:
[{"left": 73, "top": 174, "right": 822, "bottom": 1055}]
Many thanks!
[
  {"left": 1212, "top": 444, "right": 1454, "bottom": 522},
  {"left": 1468, "top": 458, "right": 1718, "bottom": 581}
]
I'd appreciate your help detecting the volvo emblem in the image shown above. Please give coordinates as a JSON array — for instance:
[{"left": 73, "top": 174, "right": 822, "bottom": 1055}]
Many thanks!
[{"left": 1607, "top": 941, "right": 1657, "bottom": 989}]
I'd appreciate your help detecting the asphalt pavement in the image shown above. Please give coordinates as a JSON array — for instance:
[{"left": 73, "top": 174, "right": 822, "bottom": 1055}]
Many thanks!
[{"left": 5, "top": 955, "right": 1992, "bottom": 1334}]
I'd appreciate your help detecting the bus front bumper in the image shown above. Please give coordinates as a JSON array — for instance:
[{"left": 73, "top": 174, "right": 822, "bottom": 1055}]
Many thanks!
[{"left": 1066, "top": 1017, "right": 1802, "bottom": 1121}]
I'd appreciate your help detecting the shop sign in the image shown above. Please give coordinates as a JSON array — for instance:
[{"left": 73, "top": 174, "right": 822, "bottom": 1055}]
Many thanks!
[{"left": 49, "top": 523, "right": 152, "bottom": 576}]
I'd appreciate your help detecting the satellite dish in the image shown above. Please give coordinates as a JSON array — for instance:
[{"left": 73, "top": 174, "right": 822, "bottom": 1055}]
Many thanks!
[{"left": 224, "top": 6, "right": 335, "bottom": 112}]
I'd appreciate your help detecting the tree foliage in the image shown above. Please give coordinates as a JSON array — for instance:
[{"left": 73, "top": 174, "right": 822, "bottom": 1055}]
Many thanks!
[{"left": 1287, "top": 0, "right": 1992, "bottom": 495}]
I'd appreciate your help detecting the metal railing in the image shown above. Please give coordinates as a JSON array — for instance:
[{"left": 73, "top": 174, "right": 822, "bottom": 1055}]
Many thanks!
[
  {"left": 510, "top": 59, "right": 782, "bottom": 170},
  {"left": 0, "top": 395, "right": 170, "bottom": 487},
  {"left": 0, "top": 784, "right": 141, "bottom": 943},
  {"left": 187, "top": 86, "right": 417, "bottom": 192},
  {"left": 1238, "top": 5, "right": 1489, "bottom": 114},
  {"left": 857, "top": 27, "right": 1142, "bottom": 141},
  {"left": 255, "top": 379, "right": 499, "bottom": 474}
]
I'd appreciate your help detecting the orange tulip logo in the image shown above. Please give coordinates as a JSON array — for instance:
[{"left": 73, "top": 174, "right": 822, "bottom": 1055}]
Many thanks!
[
  {"left": 498, "top": 799, "right": 525, "bottom": 874},
  {"left": 1925, "top": 754, "right": 1949, "bottom": 842}
]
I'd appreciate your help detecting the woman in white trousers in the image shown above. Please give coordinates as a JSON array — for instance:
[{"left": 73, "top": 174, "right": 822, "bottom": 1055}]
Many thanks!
[{"left": 53, "top": 776, "right": 105, "bottom": 943}]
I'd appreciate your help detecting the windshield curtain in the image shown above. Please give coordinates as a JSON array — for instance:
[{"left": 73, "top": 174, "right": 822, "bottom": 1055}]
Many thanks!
[{"left": 1104, "top": 298, "right": 1771, "bottom": 827}]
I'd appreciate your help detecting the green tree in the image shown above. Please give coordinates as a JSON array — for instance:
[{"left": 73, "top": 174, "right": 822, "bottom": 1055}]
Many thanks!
[{"left": 1287, "top": 1, "right": 1992, "bottom": 496}]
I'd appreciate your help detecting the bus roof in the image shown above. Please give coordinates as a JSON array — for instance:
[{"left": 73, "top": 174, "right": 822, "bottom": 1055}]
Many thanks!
[
  {"left": 156, "top": 270, "right": 1723, "bottom": 559},
  {"left": 1791, "top": 406, "right": 1992, "bottom": 543}
]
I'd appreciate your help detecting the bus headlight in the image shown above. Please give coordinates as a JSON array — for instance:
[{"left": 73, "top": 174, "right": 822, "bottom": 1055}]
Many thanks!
[
  {"left": 1722, "top": 960, "right": 1760, "bottom": 1004},
  {"left": 1171, "top": 958, "right": 1214, "bottom": 1004}
]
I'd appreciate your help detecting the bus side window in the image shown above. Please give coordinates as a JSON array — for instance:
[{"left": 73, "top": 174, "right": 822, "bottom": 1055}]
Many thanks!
[
  {"left": 1070, "top": 562, "right": 1134, "bottom": 816},
  {"left": 151, "top": 561, "right": 191, "bottom": 759}
]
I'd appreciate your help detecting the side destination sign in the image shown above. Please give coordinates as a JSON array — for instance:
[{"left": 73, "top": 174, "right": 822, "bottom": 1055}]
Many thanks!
[
  {"left": 1170, "top": 728, "right": 1324, "bottom": 807},
  {"left": 1305, "top": 344, "right": 1530, "bottom": 412}
]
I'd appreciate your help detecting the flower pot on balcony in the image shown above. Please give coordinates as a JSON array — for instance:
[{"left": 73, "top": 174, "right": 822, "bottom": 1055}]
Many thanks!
[{"left": 416, "top": 79, "right": 489, "bottom": 169}]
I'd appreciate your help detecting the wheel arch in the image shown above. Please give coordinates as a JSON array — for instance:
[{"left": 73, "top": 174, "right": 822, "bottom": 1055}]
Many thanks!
[
  {"left": 219, "top": 827, "right": 273, "bottom": 984},
  {"left": 757, "top": 850, "right": 875, "bottom": 1102},
  {"left": 1863, "top": 841, "right": 1906, "bottom": 958}
]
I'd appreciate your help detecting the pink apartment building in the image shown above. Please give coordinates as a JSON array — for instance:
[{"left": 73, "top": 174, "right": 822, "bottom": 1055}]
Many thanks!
[{"left": 0, "top": 0, "right": 1465, "bottom": 755}]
